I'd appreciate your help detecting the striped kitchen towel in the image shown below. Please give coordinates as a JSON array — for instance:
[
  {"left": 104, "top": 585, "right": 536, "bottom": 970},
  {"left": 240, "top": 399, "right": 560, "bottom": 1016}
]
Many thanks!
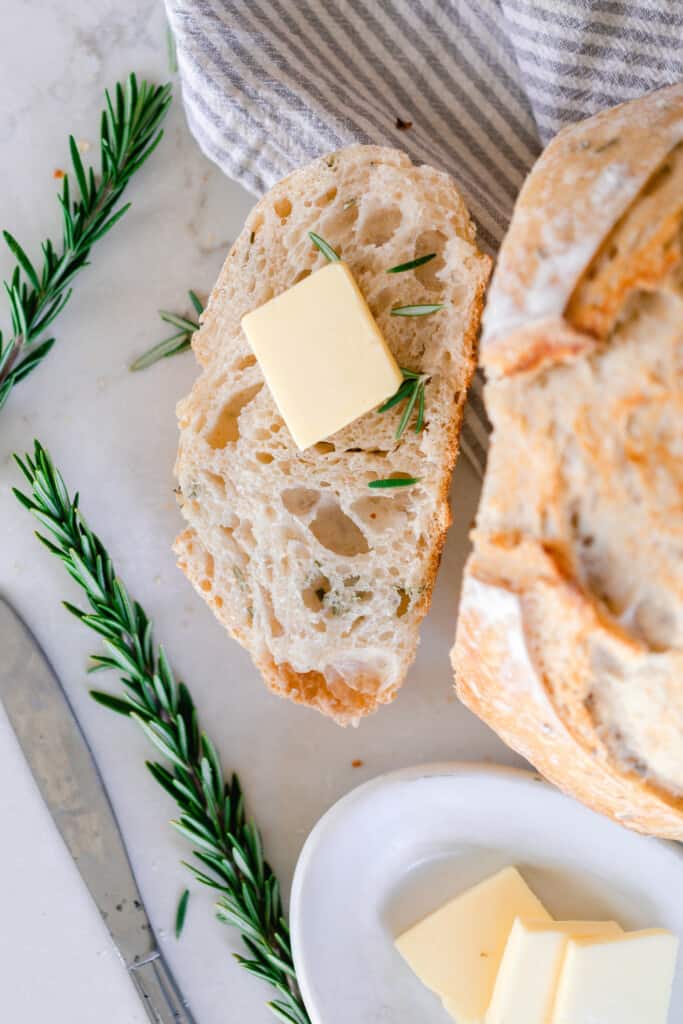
[{"left": 164, "top": 0, "right": 683, "bottom": 475}]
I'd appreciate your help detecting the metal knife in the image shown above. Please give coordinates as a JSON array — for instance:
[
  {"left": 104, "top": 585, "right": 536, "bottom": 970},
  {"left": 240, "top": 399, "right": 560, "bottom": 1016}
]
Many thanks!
[{"left": 0, "top": 597, "right": 195, "bottom": 1023}]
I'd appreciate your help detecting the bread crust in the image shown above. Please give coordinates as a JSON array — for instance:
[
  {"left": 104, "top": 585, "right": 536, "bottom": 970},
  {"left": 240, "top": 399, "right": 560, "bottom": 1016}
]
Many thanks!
[
  {"left": 481, "top": 82, "right": 683, "bottom": 377},
  {"left": 454, "top": 543, "right": 683, "bottom": 840},
  {"left": 175, "top": 144, "right": 490, "bottom": 724},
  {"left": 453, "top": 84, "right": 683, "bottom": 839}
]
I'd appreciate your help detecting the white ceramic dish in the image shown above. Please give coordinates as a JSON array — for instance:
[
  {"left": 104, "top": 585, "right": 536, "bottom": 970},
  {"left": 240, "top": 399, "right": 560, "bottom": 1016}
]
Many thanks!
[{"left": 290, "top": 763, "right": 683, "bottom": 1024}]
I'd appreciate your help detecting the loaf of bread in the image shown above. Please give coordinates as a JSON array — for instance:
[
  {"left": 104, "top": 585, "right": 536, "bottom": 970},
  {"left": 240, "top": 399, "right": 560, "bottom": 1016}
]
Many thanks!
[
  {"left": 175, "top": 145, "right": 490, "bottom": 724},
  {"left": 452, "top": 85, "right": 683, "bottom": 839}
]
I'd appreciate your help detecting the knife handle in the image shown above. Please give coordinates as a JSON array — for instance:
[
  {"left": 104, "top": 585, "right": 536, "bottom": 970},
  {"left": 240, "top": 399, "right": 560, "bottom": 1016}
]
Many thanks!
[{"left": 129, "top": 953, "right": 196, "bottom": 1024}]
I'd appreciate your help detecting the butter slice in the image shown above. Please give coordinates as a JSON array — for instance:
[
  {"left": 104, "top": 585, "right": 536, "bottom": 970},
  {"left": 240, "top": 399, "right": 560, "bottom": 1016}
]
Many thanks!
[
  {"left": 241, "top": 262, "right": 402, "bottom": 450},
  {"left": 551, "top": 929, "right": 679, "bottom": 1024},
  {"left": 395, "top": 867, "right": 551, "bottom": 1023},
  {"left": 486, "top": 918, "right": 622, "bottom": 1024}
]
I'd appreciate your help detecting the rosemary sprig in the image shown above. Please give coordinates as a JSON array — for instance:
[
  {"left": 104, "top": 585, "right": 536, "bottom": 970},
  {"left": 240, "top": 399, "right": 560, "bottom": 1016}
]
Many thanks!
[
  {"left": 378, "top": 367, "right": 430, "bottom": 439},
  {"left": 13, "top": 442, "right": 310, "bottom": 1024},
  {"left": 130, "top": 290, "right": 202, "bottom": 371},
  {"left": 368, "top": 476, "right": 420, "bottom": 489},
  {"left": 308, "top": 231, "right": 339, "bottom": 262},
  {"left": 0, "top": 73, "right": 172, "bottom": 411},
  {"left": 175, "top": 889, "right": 190, "bottom": 939},
  {"left": 386, "top": 253, "right": 436, "bottom": 274}
]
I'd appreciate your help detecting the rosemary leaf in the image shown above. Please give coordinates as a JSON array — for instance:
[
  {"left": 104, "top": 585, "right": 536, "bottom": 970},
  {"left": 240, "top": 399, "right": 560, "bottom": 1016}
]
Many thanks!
[
  {"left": 377, "top": 380, "right": 413, "bottom": 413},
  {"left": 368, "top": 476, "right": 421, "bottom": 489},
  {"left": 0, "top": 73, "right": 172, "bottom": 410},
  {"left": 129, "top": 331, "right": 190, "bottom": 372},
  {"left": 386, "top": 253, "right": 436, "bottom": 274},
  {"left": 13, "top": 442, "right": 310, "bottom": 1024},
  {"left": 395, "top": 382, "right": 421, "bottom": 439},
  {"left": 269, "top": 1000, "right": 310, "bottom": 1024},
  {"left": 2, "top": 232, "right": 40, "bottom": 290},
  {"left": 390, "top": 303, "right": 444, "bottom": 317},
  {"left": 159, "top": 311, "right": 199, "bottom": 332},
  {"left": 147, "top": 761, "right": 181, "bottom": 801},
  {"left": 166, "top": 23, "right": 179, "bottom": 74},
  {"left": 308, "top": 231, "right": 340, "bottom": 262},
  {"left": 415, "top": 386, "right": 426, "bottom": 433},
  {"left": 89, "top": 690, "right": 138, "bottom": 716},
  {"left": 175, "top": 888, "right": 190, "bottom": 939}
]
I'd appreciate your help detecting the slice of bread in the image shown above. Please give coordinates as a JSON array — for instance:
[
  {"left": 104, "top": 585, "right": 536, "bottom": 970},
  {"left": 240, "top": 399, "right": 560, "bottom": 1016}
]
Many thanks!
[
  {"left": 452, "top": 84, "right": 683, "bottom": 838},
  {"left": 174, "top": 144, "right": 490, "bottom": 724}
]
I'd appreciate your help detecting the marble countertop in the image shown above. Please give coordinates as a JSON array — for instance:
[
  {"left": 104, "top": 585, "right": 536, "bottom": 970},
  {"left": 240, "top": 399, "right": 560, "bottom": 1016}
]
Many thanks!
[{"left": 0, "top": 2, "right": 524, "bottom": 1021}]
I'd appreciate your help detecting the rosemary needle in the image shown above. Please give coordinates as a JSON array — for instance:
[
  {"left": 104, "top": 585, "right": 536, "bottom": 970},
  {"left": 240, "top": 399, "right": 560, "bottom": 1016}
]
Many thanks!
[
  {"left": 391, "top": 303, "right": 444, "bottom": 316},
  {"left": 308, "top": 231, "right": 340, "bottom": 262},
  {"left": 368, "top": 476, "right": 421, "bottom": 489},
  {"left": 386, "top": 253, "right": 436, "bottom": 274},
  {"left": 175, "top": 889, "right": 190, "bottom": 939},
  {"left": 166, "top": 23, "right": 179, "bottom": 74}
]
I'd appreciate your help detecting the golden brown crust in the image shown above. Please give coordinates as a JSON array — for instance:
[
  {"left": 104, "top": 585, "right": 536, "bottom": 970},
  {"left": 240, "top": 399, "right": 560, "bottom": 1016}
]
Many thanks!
[
  {"left": 566, "top": 140, "right": 683, "bottom": 339},
  {"left": 482, "top": 83, "right": 683, "bottom": 377},
  {"left": 454, "top": 559, "right": 683, "bottom": 840},
  {"left": 420, "top": 263, "right": 489, "bottom": 607},
  {"left": 453, "top": 85, "right": 683, "bottom": 838}
]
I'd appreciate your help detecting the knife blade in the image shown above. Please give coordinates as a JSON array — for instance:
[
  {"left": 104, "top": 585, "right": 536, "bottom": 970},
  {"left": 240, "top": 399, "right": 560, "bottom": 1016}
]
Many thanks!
[{"left": 0, "top": 596, "right": 195, "bottom": 1023}]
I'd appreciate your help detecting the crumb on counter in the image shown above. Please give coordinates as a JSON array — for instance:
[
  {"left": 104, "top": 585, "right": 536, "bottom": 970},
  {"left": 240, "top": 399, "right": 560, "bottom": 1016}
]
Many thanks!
[{"left": 351, "top": 759, "right": 364, "bottom": 768}]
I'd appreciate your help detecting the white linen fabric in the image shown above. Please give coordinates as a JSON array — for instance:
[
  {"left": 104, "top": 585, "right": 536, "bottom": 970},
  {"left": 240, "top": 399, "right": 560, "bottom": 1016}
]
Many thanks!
[{"left": 165, "top": 0, "right": 683, "bottom": 472}]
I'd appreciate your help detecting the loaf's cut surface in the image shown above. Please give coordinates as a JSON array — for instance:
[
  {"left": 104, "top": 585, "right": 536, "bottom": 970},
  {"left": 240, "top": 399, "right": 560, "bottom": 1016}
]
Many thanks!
[
  {"left": 453, "top": 84, "right": 683, "bottom": 838},
  {"left": 175, "top": 145, "right": 490, "bottom": 724}
]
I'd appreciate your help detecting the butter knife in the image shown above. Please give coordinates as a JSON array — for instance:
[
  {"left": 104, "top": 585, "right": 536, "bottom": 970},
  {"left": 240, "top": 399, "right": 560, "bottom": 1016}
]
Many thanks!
[{"left": 0, "top": 596, "right": 195, "bottom": 1023}]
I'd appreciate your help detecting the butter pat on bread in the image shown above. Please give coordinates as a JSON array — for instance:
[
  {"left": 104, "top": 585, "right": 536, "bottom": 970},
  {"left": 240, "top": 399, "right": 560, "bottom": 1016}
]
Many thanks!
[{"left": 241, "top": 261, "right": 402, "bottom": 450}]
